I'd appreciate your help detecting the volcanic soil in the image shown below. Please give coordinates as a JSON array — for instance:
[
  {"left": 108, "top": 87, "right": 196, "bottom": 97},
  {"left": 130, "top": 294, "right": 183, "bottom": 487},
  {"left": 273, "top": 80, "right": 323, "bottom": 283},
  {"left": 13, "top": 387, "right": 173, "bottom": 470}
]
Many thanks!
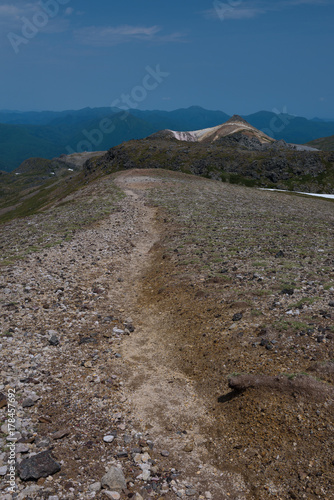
[{"left": 0, "top": 168, "right": 333, "bottom": 500}]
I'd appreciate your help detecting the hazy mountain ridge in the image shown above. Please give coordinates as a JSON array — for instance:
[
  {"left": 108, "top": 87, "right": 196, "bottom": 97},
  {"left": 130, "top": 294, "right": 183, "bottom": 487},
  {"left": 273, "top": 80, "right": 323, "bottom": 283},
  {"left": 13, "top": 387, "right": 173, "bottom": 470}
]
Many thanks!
[
  {"left": 306, "top": 134, "right": 334, "bottom": 151},
  {"left": 1, "top": 107, "right": 334, "bottom": 172},
  {"left": 0, "top": 111, "right": 154, "bottom": 172},
  {"left": 0, "top": 151, "right": 109, "bottom": 224}
]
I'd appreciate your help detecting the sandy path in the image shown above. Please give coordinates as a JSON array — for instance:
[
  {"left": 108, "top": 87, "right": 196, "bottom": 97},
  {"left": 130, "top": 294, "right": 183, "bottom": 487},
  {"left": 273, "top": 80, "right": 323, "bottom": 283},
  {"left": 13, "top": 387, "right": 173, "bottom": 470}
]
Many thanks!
[{"left": 114, "top": 170, "right": 249, "bottom": 499}]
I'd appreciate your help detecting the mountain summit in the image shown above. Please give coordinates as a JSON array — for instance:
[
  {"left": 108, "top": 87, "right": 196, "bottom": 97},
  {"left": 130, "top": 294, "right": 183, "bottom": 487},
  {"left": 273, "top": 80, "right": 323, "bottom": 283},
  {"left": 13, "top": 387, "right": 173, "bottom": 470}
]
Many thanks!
[{"left": 152, "top": 114, "right": 276, "bottom": 145}]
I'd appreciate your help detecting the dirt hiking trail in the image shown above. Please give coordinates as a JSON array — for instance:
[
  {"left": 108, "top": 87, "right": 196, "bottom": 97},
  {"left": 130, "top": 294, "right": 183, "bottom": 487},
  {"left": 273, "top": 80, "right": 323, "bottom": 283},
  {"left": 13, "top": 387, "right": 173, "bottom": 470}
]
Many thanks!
[
  {"left": 2, "top": 168, "right": 333, "bottom": 500},
  {"left": 114, "top": 170, "right": 248, "bottom": 499}
]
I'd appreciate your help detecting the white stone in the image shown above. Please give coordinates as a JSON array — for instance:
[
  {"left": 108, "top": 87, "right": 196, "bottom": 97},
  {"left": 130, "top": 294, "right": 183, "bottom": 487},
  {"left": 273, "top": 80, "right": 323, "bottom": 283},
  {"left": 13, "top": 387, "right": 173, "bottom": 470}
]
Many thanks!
[
  {"left": 137, "top": 469, "right": 150, "bottom": 481},
  {"left": 16, "top": 443, "right": 29, "bottom": 453},
  {"left": 133, "top": 453, "right": 142, "bottom": 463},
  {"left": 103, "top": 435, "right": 115, "bottom": 443},
  {"left": 27, "top": 392, "right": 40, "bottom": 402},
  {"left": 103, "top": 492, "right": 120, "bottom": 500},
  {"left": 0, "top": 465, "right": 8, "bottom": 475},
  {"left": 139, "top": 463, "right": 151, "bottom": 472},
  {"left": 89, "top": 482, "right": 101, "bottom": 492},
  {"left": 141, "top": 452, "right": 151, "bottom": 463},
  {"left": 18, "top": 485, "right": 41, "bottom": 499},
  {"left": 113, "top": 328, "right": 124, "bottom": 334}
]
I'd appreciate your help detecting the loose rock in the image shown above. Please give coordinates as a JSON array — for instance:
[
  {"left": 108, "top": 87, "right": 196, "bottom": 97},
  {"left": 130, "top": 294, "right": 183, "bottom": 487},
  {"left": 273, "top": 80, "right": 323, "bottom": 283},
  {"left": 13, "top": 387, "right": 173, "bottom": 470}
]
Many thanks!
[
  {"left": 22, "top": 398, "right": 36, "bottom": 408},
  {"left": 53, "top": 428, "right": 70, "bottom": 440},
  {"left": 101, "top": 466, "right": 126, "bottom": 491},
  {"left": 0, "top": 393, "right": 7, "bottom": 408},
  {"left": 0, "top": 465, "right": 8, "bottom": 476},
  {"left": 18, "top": 451, "right": 61, "bottom": 480},
  {"left": 103, "top": 435, "right": 115, "bottom": 443},
  {"left": 49, "top": 335, "right": 59, "bottom": 346},
  {"left": 89, "top": 482, "right": 102, "bottom": 492},
  {"left": 232, "top": 313, "right": 243, "bottom": 322}
]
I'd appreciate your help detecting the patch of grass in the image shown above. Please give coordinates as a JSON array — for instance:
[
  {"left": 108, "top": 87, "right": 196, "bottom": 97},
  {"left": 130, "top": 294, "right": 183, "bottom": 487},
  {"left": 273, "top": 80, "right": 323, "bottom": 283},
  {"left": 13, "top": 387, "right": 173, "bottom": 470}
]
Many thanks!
[
  {"left": 282, "top": 262, "right": 297, "bottom": 270},
  {"left": 290, "top": 321, "right": 309, "bottom": 331},
  {"left": 274, "top": 320, "right": 309, "bottom": 332},
  {"left": 251, "top": 309, "right": 263, "bottom": 317},
  {"left": 253, "top": 289, "right": 271, "bottom": 296},
  {"left": 274, "top": 320, "right": 291, "bottom": 332},
  {"left": 290, "top": 297, "right": 317, "bottom": 308},
  {"left": 0, "top": 331, "right": 13, "bottom": 338}
]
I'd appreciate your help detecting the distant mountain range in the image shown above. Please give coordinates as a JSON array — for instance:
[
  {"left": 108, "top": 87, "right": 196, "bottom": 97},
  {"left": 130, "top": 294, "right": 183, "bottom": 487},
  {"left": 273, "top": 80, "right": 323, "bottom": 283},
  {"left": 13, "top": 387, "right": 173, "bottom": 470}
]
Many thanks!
[
  {"left": 1, "top": 115, "right": 333, "bottom": 225},
  {"left": 1, "top": 106, "right": 334, "bottom": 172}
]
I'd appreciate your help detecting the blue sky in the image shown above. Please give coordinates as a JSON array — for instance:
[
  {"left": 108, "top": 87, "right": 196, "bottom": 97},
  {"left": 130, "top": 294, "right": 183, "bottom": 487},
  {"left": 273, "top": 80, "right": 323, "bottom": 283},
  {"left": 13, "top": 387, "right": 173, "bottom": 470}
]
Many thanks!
[{"left": 1, "top": 0, "right": 334, "bottom": 118}]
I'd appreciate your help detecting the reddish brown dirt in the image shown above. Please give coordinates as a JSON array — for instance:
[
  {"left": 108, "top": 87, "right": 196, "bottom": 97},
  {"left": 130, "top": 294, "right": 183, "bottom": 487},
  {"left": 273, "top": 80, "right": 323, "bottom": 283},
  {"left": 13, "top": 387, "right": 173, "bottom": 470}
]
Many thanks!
[{"left": 118, "top": 169, "right": 334, "bottom": 500}]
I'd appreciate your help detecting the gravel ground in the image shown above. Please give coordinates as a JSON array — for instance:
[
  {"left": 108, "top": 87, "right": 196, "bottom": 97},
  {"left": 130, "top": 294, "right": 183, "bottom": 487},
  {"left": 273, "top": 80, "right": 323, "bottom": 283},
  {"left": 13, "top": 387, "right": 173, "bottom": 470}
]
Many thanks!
[{"left": 0, "top": 168, "right": 333, "bottom": 500}]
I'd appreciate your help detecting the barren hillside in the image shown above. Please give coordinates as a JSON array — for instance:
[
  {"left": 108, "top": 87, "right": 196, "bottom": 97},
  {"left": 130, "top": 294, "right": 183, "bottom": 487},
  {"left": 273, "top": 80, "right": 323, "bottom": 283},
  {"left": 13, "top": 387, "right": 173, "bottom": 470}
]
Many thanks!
[{"left": 0, "top": 169, "right": 333, "bottom": 500}]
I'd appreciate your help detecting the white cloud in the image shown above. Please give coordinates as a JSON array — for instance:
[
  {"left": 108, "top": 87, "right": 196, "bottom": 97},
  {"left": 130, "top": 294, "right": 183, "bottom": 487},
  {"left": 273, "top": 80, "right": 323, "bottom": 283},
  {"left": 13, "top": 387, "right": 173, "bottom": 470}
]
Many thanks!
[
  {"left": 288, "top": 0, "right": 328, "bottom": 4},
  {"left": 41, "top": 18, "right": 70, "bottom": 34},
  {"left": 74, "top": 25, "right": 185, "bottom": 46},
  {"left": 65, "top": 7, "right": 74, "bottom": 16},
  {"left": 204, "top": 0, "right": 331, "bottom": 21},
  {"left": 157, "top": 32, "right": 187, "bottom": 43},
  {"left": 0, "top": 5, "right": 21, "bottom": 17},
  {"left": 0, "top": 1, "right": 72, "bottom": 31},
  {"left": 205, "top": 4, "right": 265, "bottom": 20}
]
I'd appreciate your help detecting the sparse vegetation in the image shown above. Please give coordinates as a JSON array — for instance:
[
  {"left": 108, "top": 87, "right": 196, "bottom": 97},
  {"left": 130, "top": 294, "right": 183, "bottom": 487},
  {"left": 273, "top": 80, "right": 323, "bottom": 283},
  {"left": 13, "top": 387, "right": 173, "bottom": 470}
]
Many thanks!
[
  {"left": 1, "top": 167, "right": 333, "bottom": 499},
  {"left": 0, "top": 174, "right": 124, "bottom": 265},
  {"left": 87, "top": 133, "right": 334, "bottom": 194}
]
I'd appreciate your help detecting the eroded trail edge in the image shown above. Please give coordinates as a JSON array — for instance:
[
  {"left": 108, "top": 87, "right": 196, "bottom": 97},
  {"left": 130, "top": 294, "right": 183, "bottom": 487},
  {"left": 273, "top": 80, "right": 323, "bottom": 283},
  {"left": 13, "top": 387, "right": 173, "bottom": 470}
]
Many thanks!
[{"left": 115, "top": 170, "right": 249, "bottom": 499}]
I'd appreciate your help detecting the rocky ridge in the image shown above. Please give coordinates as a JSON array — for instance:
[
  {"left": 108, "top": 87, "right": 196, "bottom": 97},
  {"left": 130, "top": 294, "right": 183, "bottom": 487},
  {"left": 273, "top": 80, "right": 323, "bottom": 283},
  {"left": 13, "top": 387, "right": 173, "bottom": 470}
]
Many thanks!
[
  {"left": 85, "top": 127, "right": 334, "bottom": 194},
  {"left": 0, "top": 172, "right": 240, "bottom": 499},
  {"left": 1, "top": 168, "right": 333, "bottom": 499}
]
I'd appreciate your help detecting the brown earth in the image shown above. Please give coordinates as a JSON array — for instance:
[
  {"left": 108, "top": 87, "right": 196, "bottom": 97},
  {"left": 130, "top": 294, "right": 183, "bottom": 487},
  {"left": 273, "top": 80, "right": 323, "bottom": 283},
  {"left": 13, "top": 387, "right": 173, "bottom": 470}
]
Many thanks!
[{"left": 117, "top": 170, "right": 334, "bottom": 500}]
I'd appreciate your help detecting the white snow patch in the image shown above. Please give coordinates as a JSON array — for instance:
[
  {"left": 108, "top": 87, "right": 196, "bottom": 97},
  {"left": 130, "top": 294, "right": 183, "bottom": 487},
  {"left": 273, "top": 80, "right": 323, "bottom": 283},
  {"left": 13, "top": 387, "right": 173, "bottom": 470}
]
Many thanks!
[
  {"left": 260, "top": 188, "right": 334, "bottom": 200},
  {"left": 168, "top": 130, "right": 198, "bottom": 142},
  {"left": 168, "top": 121, "right": 269, "bottom": 143},
  {"left": 289, "top": 144, "right": 319, "bottom": 152}
]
